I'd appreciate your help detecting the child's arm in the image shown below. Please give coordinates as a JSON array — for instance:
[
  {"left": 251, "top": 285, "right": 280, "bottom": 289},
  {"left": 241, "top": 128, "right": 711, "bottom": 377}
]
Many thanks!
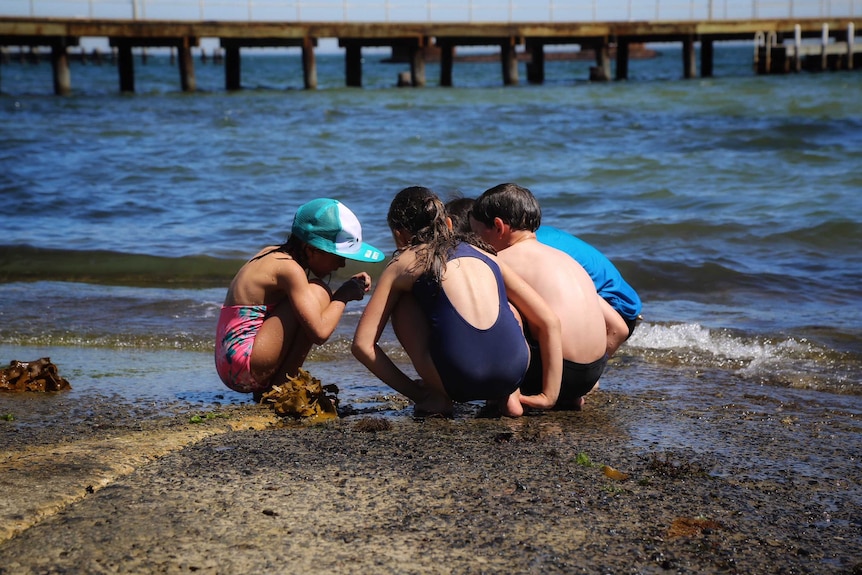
[
  {"left": 351, "top": 264, "right": 420, "bottom": 395},
  {"left": 277, "top": 262, "right": 368, "bottom": 345},
  {"left": 498, "top": 261, "right": 563, "bottom": 409}
]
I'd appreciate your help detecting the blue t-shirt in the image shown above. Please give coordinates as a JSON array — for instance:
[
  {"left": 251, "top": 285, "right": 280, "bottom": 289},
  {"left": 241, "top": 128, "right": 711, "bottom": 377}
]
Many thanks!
[{"left": 536, "top": 226, "right": 642, "bottom": 320}]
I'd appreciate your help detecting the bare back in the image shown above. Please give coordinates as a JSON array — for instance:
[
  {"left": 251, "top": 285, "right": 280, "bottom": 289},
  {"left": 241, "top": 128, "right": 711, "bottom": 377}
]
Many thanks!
[
  {"left": 497, "top": 239, "right": 606, "bottom": 363},
  {"left": 393, "top": 246, "right": 503, "bottom": 330},
  {"left": 223, "top": 246, "right": 299, "bottom": 307},
  {"left": 440, "top": 254, "right": 502, "bottom": 329}
]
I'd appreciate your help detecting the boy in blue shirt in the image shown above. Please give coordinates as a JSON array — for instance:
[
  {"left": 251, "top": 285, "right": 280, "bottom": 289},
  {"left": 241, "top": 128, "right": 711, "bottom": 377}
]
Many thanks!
[{"left": 445, "top": 196, "right": 642, "bottom": 358}]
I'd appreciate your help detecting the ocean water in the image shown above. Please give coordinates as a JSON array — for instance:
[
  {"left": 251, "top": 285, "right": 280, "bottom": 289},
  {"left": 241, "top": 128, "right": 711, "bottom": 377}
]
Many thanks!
[{"left": 1, "top": 44, "right": 860, "bottom": 425}]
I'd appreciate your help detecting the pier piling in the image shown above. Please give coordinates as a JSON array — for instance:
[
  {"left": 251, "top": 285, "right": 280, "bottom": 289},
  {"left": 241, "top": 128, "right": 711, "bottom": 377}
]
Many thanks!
[
  {"left": 526, "top": 39, "right": 545, "bottom": 84},
  {"left": 302, "top": 37, "right": 317, "bottom": 89},
  {"left": 439, "top": 43, "right": 454, "bottom": 86},
  {"left": 50, "top": 43, "right": 71, "bottom": 95},
  {"left": 224, "top": 45, "right": 240, "bottom": 90},
  {"left": 615, "top": 40, "right": 630, "bottom": 80},
  {"left": 117, "top": 44, "right": 134, "bottom": 92},
  {"left": 501, "top": 39, "right": 519, "bottom": 85},
  {"left": 344, "top": 42, "right": 362, "bottom": 87},
  {"left": 178, "top": 37, "right": 195, "bottom": 92},
  {"left": 682, "top": 36, "right": 697, "bottom": 78},
  {"left": 590, "top": 40, "right": 611, "bottom": 81},
  {"left": 701, "top": 39, "right": 714, "bottom": 77}
]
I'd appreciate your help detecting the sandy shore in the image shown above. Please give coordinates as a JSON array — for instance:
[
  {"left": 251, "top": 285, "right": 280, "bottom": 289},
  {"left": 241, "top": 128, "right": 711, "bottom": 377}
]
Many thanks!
[{"left": 1, "top": 388, "right": 860, "bottom": 574}]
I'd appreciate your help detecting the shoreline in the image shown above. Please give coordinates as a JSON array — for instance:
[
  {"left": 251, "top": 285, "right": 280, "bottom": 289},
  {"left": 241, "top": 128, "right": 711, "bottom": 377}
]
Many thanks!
[{"left": 1, "top": 388, "right": 860, "bottom": 573}]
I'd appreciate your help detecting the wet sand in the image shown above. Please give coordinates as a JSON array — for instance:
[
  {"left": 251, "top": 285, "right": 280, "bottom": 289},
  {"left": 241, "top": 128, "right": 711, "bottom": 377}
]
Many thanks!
[{"left": 1, "top": 389, "right": 860, "bottom": 574}]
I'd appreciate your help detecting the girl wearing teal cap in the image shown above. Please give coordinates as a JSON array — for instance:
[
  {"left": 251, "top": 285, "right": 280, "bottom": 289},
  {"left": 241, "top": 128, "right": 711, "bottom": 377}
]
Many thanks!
[{"left": 215, "top": 198, "right": 383, "bottom": 399}]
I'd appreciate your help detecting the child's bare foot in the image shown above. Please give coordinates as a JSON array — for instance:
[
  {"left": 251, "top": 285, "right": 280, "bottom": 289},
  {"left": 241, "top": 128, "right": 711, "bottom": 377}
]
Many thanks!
[
  {"left": 413, "top": 393, "right": 453, "bottom": 418},
  {"left": 413, "top": 401, "right": 453, "bottom": 418},
  {"left": 570, "top": 381, "right": 599, "bottom": 410},
  {"left": 482, "top": 392, "right": 524, "bottom": 418},
  {"left": 501, "top": 392, "right": 524, "bottom": 417},
  {"left": 552, "top": 395, "right": 585, "bottom": 411},
  {"left": 252, "top": 387, "right": 271, "bottom": 404}
]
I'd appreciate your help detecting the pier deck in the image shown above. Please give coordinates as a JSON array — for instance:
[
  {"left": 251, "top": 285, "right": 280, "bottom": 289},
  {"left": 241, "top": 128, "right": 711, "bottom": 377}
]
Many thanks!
[{"left": 1, "top": 16, "right": 859, "bottom": 94}]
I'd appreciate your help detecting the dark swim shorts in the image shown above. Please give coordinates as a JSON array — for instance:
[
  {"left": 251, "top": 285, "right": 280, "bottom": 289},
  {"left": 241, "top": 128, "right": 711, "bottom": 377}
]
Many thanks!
[
  {"left": 624, "top": 314, "right": 643, "bottom": 340},
  {"left": 520, "top": 339, "right": 607, "bottom": 405}
]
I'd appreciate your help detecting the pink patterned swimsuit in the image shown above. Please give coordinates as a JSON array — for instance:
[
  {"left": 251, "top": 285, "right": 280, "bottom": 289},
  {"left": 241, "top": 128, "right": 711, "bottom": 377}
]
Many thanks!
[{"left": 214, "top": 304, "right": 271, "bottom": 393}]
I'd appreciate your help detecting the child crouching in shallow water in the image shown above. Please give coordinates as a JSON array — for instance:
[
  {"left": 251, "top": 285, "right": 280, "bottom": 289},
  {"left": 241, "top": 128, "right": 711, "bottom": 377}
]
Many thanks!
[
  {"left": 215, "top": 198, "right": 383, "bottom": 400},
  {"left": 351, "top": 186, "right": 562, "bottom": 417}
]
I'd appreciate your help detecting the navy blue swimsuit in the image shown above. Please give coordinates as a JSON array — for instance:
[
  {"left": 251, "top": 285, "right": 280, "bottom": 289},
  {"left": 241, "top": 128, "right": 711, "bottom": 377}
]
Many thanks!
[{"left": 412, "top": 243, "right": 529, "bottom": 402}]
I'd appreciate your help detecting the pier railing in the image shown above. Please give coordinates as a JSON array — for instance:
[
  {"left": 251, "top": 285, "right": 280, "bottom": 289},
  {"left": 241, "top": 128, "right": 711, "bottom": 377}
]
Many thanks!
[{"left": 6, "top": 0, "right": 859, "bottom": 22}]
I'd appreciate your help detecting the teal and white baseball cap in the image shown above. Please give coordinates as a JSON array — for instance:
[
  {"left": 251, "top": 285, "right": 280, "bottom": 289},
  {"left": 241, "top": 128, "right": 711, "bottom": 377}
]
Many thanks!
[{"left": 291, "top": 198, "right": 384, "bottom": 263}]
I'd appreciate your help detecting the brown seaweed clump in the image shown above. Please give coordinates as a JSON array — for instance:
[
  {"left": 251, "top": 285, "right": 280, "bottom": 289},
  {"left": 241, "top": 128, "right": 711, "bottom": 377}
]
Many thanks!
[
  {"left": 261, "top": 369, "right": 338, "bottom": 422},
  {"left": 667, "top": 517, "right": 723, "bottom": 538},
  {"left": 0, "top": 358, "right": 71, "bottom": 392},
  {"left": 353, "top": 417, "right": 392, "bottom": 433}
]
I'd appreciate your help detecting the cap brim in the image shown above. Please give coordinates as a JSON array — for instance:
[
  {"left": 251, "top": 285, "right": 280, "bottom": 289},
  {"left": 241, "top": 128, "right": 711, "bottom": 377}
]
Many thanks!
[{"left": 338, "top": 242, "right": 385, "bottom": 263}]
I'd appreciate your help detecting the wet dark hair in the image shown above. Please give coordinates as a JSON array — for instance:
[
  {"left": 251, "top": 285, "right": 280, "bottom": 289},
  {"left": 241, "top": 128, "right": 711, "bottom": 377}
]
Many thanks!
[
  {"left": 387, "top": 186, "right": 458, "bottom": 284},
  {"left": 444, "top": 197, "right": 475, "bottom": 235},
  {"left": 471, "top": 182, "right": 542, "bottom": 232},
  {"left": 443, "top": 196, "right": 497, "bottom": 254}
]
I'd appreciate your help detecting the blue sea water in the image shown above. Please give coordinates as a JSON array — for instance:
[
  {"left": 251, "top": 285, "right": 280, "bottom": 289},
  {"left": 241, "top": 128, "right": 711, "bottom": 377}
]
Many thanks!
[{"left": 0, "top": 44, "right": 860, "bottom": 420}]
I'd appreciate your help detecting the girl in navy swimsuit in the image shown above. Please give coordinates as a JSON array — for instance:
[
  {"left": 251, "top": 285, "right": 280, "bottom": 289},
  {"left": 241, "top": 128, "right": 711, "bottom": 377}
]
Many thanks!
[{"left": 352, "top": 187, "right": 562, "bottom": 417}]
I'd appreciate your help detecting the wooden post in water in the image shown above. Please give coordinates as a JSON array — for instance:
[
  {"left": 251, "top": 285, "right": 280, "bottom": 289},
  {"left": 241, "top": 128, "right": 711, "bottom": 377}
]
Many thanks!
[
  {"left": 526, "top": 38, "right": 545, "bottom": 84},
  {"left": 500, "top": 38, "right": 518, "bottom": 85},
  {"left": 177, "top": 37, "right": 196, "bottom": 92},
  {"left": 591, "top": 39, "right": 611, "bottom": 81},
  {"left": 701, "top": 39, "right": 714, "bottom": 77},
  {"left": 345, "top": 42, "right": 362, "bottom": 87},
  {"left": 439, "top": 43, "right": 454, "bottom": 87},
  {"left": 794, "top": 25, "right": 802, "bottom": 72},
  {"left": 682, "top": 35, "right": 696, "bottom": 78},
  {"left": 50, "top": 41, "right": 72, "bottom": 95},
  {"left": 753, "top": 31, "right": 763, "bottom": 74},
  {"left": 302, "top": 36, "right": 317, "bottom": 89},
  {"left": 117, "top": 43, "right": 134, "bottom": 92},
  {"left": 224, "top": 45, "right": 240, "bottom": 90},
  {"left": 615, "top": 38, "right": 630, "bottom": 80},
  {"left": 821, "top": 23, "right": 829, "bottom": 71},
  {"left": 409, "top": 45, "right": 426, "bottom": 87},
  {"left": 847, "top": 23, "right": 855, "bottom": 70},
  {"left": 765, "top": 32, "right": 776, "bottom": 74}
]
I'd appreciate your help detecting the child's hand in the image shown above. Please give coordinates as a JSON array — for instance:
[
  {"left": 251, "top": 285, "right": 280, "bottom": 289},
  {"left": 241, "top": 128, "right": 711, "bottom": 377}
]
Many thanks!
[
  {"left": 350, "top": 272, "right": 372, "bottom": 293},
  {"left": 336, "top": 273, "right": 372, "bottom": 301},
  {"left": 519, "top": 392, "right": 555, "bottom": 410}
]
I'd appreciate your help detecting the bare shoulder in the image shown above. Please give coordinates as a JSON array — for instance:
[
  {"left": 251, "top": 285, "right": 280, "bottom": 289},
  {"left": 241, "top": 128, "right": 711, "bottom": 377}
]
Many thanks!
[
  {"left": 385, "top": 248, "right": 426, "bottom": 288},
  {"left": 469, "top": 245, "right": 498, "bottom": 261},
  {"left": 250, "top": 245, "right": 282, "bottom": 260},
  {"left": 504, "top": 239, "right": 558, "bottom": 263},
  {"left": 387, "top": 248, "right": 419, "bottom": 272},
  {"left": 540, "top": 242, "right": 579, "bottom": 264},
  {"left": 227, "top": 247, "right": 300, "bottom": 305}
]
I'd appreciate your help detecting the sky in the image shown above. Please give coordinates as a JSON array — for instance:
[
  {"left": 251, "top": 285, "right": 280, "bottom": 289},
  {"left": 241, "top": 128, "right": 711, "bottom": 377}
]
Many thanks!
[{"left": 6, "top": 0, "right": 853, "bottom": 23}]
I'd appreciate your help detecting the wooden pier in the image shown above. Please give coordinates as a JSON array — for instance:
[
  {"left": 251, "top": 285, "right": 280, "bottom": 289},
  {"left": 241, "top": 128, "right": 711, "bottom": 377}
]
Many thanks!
[
  {"left": 755, "top": 23, "right": 859, "bottom": 73},
  {"left": 0, "top": 16, "right": 859, "bottom": 94}
]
